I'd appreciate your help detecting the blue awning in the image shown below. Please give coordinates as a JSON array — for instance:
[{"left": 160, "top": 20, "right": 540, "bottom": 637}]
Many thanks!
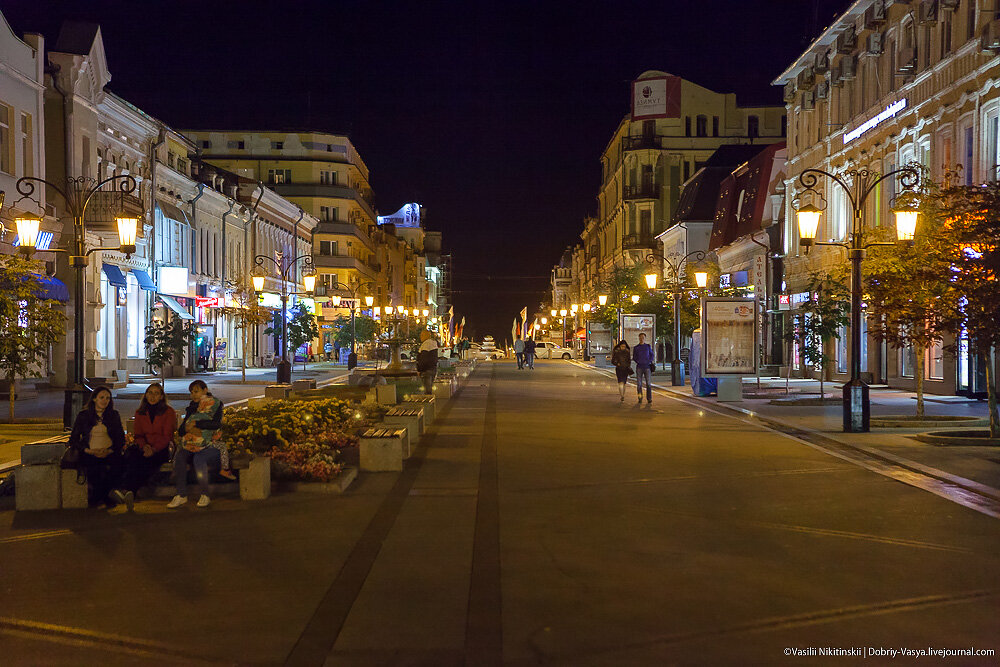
[
  {"left": 132, "top": 269, "right": 155, "bottom": 291},
  {"left": 102, "top": 263, "right": 127, "bottom": 288},
  {"left": 33, "top": 275, "right": 70, "bottom": 302}
]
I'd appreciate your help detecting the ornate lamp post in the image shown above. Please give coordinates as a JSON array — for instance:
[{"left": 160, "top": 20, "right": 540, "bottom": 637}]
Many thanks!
[
  {"left": 10, "top": 175, "right": 140, "bottom": 427},
  {"left": 252, "top": 254, "right": 316, "bottom": 384},
  {"left": 794, "top": 166, "right": 919, "bottom": 432},
  {"left": 644, "top": 250, "right": 708, "bottom": 386},
  {"left": 328, "top": 280, "right": 375, "bottom": 370}
]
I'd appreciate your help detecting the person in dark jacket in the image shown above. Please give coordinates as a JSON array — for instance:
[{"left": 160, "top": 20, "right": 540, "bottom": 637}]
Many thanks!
[
  {"left": 68, "top": 386, "right": 127, "bottom": 507},
  {"left": 416, "top": 330, "right": 439, "bottom": 394},
  {"left": 168, "top": 380, "right": 226, "bottom": 509},
  {"left": 523, "top": 337, "right": 537, "bottom": 369},
  {"left": 114, "top": 383, "right": 176, "bottom": 511},
  {"left": 632, "top": 333, "right": 655, "bottom": 404},
  {"left": 611, "top": 340, "right": 632, "bottom": 402}
]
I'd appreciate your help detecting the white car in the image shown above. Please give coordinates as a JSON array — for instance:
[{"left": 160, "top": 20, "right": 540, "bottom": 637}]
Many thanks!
[{"left": 532, "top": 341, "right": 577, "bottom": 360}]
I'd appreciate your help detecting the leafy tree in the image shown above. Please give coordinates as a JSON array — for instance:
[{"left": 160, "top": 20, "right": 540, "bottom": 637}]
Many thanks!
[
  {"left": 145, "top": 317, "right": 198, "bottom": 382},
  {"left": 786, "top": 272, "right": 849, "bottom": 398},
  {"left": 332, "top": 314, "right": 379, "bottom": 350},
  {"left": 864, "top": 183, "right": 959, "bottom": 417},
  {"left": 934, "top": 178, "right": 1000, "bottom": 437},
  {"left": 271, "top": 303, "right": 319, "bottom": 370},
  {"left": 218, "top": 281, "right": 273, "bottom": 382},
  {"left": 0, "top": 255, "right": 67, "bottom": 421}
]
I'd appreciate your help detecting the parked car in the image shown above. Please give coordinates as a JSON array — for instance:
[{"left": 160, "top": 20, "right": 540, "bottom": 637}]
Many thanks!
[{"left": 533, "top": 341, "right": 578, "bottom": 359}]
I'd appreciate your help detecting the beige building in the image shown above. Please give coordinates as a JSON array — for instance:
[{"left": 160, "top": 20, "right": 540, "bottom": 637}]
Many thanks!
[{"left": 774, "top": 0, "right": 1000, "bottom": 395}]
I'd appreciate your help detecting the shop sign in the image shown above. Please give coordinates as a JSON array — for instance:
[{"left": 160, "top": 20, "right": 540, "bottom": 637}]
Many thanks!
[
  {"left": 195, "top": 296, "right": 223, "bottom": 308},
  {"left": 778, "top": 295, "right": 791, "bottom": 310},
  {"left": 117, "top": 286, "right": 128, "bottom": 306},
  {"left": 158, "top": 266, "right": 189, "bottom": 296},
  {"left": 258, "top": 292, "right": 283, "bottom": 309},
  {"left": 791, "top": 292, "right": 811, "bottom": 308},
  {"left": 733, "top": 270, "right": 749, "bottom": 287},
  {"left": 719, "top": 274, "right": 731, "bottom": 288},
  {"left": 843, "top": 98, "right": 907, "bottom": 144}
]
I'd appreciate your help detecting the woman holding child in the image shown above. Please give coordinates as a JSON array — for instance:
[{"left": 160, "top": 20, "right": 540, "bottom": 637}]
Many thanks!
[{"left": 167, "top": 380, "right": 230, "bottom": 509}]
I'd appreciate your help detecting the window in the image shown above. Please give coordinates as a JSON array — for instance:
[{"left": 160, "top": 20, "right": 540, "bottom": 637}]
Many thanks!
[
  {"left": 900, "top": 341, "right": 916, "bottom": 378},
  {"left": 683, "top": 161, "right": 690, "bottom": 182},
  {"left": 176, "top": 157, "right": 188, "bottom": 175},
  {"left": 126, "top": 274, "right": 142, "bottom": 358},
  {"left": 268, "top": 168, "right": 292, "bottom": 184},
  {"left": 327, "top": 144, "right": 334, "bottom": 152},
  {"left": 272, "top": 141, "right": 284, "bottom": 150},
  {"left": 942, "top": 10, "right": 953, "bottom": 56},
  {"left": 712, "top": 116, "right": 719, "bottom": 137},
  {"left": 748, "top": 115, "right": 759, "bottom": 139},
  {"left": 227, "top": 140, "right": 245, "bottom": 149},
  {"left": 927, "top": 339, "right": 944, "bottom": 379},
  {"left": 986, "top": 111, "right": 1000, "bottom": 181},
  {"left": 167, "top": 152, "right": 175, "bottom": 168},
  {"left": 320, "top": 170, "right": 338, "bottom": 185},
  {"left": 836, "top": 325, "right": 848, "bottom": 374},
  {"left": 20, "top": 112, "right": 32, "bottom": 177},
  {"left": 200, "top": 140, "right": 211, "bottom": 149},
  {"left": 964, "top": 125, "right": 974, "bottom": 184},
  {"left": 922, "top": 24, "right": 932, "bottom": 69},
  {"left": 696, "top": 115, "right": 708, "bottom": 137},
  {"left": 319, "top": 240, "right": 333, "bottom": 255},
  {"left": 684, "top": 116, "right": 691, "bottom": 137},
  {"left": 96, "top": 274, "right": 117, "bottom": 359},
  {"left": 0, "top": 102, "right": 13, "bottom": 174},
  {"left": 967, "top": 0, "right": 976, "bottom": 41},
  {"left": 780, "top": 115, "right": 787, "bottom": 137}
]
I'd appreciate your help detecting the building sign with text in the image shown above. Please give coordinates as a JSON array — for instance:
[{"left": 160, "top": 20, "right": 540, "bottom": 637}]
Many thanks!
[{"left": 631, "top": 75, "right": 681, "bottom": 120}]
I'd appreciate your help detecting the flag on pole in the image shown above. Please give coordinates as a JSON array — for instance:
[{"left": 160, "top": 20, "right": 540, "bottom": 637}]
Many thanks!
[
  {"left": 529, "top": 317, "right": 537, "bottom": 338},
  {"left": 447, "top": 306, "right": 455, "bottom": 345},
  {"left": 511, "top": 318, "right": 519, "bottom": 347},
  {"left": 519, "top": 306, "right": 528, "bottom": 338},
  {"left": 455, "top": 316, "right": 465, "bottom": 342}
]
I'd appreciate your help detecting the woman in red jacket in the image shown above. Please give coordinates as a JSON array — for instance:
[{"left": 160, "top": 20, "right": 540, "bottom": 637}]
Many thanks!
[{"left": 115, "top": 383, "right": 176, "bottom": 511}]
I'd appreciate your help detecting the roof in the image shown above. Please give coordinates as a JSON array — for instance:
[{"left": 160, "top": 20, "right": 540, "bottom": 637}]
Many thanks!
[
  {"left": 709, "top": 142, "right": 786, "bottom": 250},
  {"left": 673, "top": 144, "right": 772, "bottom": 224}
]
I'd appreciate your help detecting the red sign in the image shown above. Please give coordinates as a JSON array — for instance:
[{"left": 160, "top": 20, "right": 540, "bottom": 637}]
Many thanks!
[{"left": 196, "top": 297, "right": 222, "bottom": 308}]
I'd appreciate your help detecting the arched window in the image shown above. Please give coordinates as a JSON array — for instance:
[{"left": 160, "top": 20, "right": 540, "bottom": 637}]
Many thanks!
[{"left": 696, "top": 115, "right": 708, "bottom": 137}]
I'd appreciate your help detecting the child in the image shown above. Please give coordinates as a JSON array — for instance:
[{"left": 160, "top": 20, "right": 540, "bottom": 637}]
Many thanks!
[{"left": 184, "top": 393, "right": 235, "bottom": 480}]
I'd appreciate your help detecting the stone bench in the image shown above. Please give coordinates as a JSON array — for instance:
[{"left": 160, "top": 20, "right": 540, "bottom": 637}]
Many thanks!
[
  {"left": 368, "top": 384, "right": 397, "bottom": 406},
  {"left": 15, "top": 440, "right": 88, "bottom": 511},
  {"left": 291, "top": 379, "right": 317, "bottom": 392},
  {"left": 433, "top": 378, "right": 456, "bottom": 400},
  {"left": 384, "top": 407, "right": 424, "bottom": 441},
  {"left": 359, "top": 427, "right": 408, "bottom": 471},
  {"left": 265, "top": 384, "right": 292, "bottom": 400},
  {"left": 400, "top": 395, "right": 435, "bottom": 424}
]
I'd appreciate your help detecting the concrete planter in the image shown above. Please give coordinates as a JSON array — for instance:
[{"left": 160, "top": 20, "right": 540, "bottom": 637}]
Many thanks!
[
  {"left": 15, "top": 463, "right": 60, "bottom": 511},
  {"left": 239, "top": 456, "right": 272, "bottom": 500},
  {"left": 911, "top": 429, "right": 1000, "bottom": 446},
  {"left": 360, "top": 427, "right": 407, "bottom": 471},
  {"left": 275, "top": 466, "right": 358, "bottom": 494}
]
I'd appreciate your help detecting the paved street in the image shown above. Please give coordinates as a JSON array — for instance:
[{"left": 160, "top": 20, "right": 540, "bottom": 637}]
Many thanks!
[{"left": 2, "top": 360, "right": 999, "bottom": 665}]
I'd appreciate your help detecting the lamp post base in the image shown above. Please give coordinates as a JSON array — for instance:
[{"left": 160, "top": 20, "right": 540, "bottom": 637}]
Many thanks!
[
  {"left": 63, "top": 386, "right": 89, "bottom": 430},
  {"left": 276, "top": 359, "right": 292, "bottom": 384},
  {"left": 670, "top": 359, "right": 684, "bottom": 386},
  {"left": 347, "top": 352, "right": 358, "bottom": 370},
  {"left": 842, "top": 378, "right": 870, "bottom": 433}
]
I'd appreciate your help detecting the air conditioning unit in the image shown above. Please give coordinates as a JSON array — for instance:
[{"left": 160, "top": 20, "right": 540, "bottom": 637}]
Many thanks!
[
  {"left": 897, "top": 46, "right": 917, "bottom": 72},
  {"left": 981, "top": 20, "right": 1000, "bottom": 52},
  {"left": 813, "top": 51, "right": 830, "bottom": 73},
  {"left": 797, "top": 67, "right": 815, "bottom": 90},
  {"left": 867, "top": 32, "right": 885, "bottom": 55},
  {"left": 918, "top": 0, "right": 938, "bottom": 24},
  {"left": 837, "top": 26, "right": 857, "bottom": 53},
  {"left": 841, "top": 55, "right": 857, "bottom": 80},
  {"left": 783, "top": 81, "right": 796, "bottom": 102},
  {"left": 830, "top": 63, "right": 842, "bottom": 86},
  {"left": 816, "top": 81, "right": 830, "bottom": 100},
  {"left": 940, "top": 0, "right": 959, "bottom": 10},
  {"left": 802, "top": 91, "right": 816, "bottom": 111},
  {"left": 864, "top": 2, "right": 887, "bottom": 29}
]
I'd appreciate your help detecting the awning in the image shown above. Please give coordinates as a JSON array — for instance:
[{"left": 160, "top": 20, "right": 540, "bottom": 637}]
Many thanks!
[
  {"left": 155, "top": 201, "right": 189, "bottom": 225},
  {"left": 132, "top": 269, "right": 155, "bottom": 291},
  {"left": 156, "top": 294, "right": 195, "bottom": 320},
  {"left": 33, "top": 275, "right": 70, "bottom": 302},
  {"left": 102, "top": 263, "right": 127, "bottom": 288}
]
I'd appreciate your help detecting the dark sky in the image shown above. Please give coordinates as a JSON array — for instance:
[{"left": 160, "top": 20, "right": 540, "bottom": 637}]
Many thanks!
[{"left": 3, "top": 0, "right": 848, "bottom": 340}]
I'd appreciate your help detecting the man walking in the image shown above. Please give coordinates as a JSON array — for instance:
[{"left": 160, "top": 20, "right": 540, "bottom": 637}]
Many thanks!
[
  {"left": 416, "top": 330, "right": 439, "bottom": 394},
  {"left": 632, "top": 333, "right": 655, "bottom": 404},
  {"left": 513, "top": 335, "right": 525, "bottom": 369},
  {"left": 523, "top": 336, "right": 536, "bottom": 370}
]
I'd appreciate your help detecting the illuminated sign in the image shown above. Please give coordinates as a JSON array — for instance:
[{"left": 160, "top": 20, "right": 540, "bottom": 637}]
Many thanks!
[
  {"left": 778, "top": 295, "right": 791, "bottom": 310},
  {"left": 843, "top": 99, "right": 907, "bottom": 144},
  {"left": 377, "top": 203, "right": 421, "bottom": 228},
  {"left": 719, "top": 274, "right": 731, "bottom": 288},
  {"left": 13, "top": 230, "right": 54, "bottom": 250},
  {"left": 631, "top": 75, "right": 681, "bottom": 120},
  {"left": 195, "top": 297, "right": 223, "bottom": 308},
  {"left": 258, "top": 292, "right": 282, "bottom": 309},
  {"left": 157, "top": 266, "right": 189, "bottom": 296}
]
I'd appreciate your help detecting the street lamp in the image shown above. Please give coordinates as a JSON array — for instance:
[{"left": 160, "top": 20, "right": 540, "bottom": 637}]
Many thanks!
[
  {"left": 795, "top": 165, "right": 920, "bottom": 432},
  {"left": 252, "top": 253, "right": 316, "bottom": 383},
  {"left": 643, "top": 249, "right": 708, "bottom": 386},
  {"left": 11, "top": 175, "right": 141, "bottom": 427},
  {"left": 326, "top": 279, "right": 376, "bottom": 370}
]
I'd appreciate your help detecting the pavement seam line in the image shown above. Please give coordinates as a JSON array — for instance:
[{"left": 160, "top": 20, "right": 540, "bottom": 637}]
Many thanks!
[
  {"left": 282, "top": 379, "right": 467, "bottom": 666},
  {"left": 465, "top": 364, "right": 503, "bottom": 667},
  {"left": 573, "top": 361, "right": 1000, "bottom": 518}
]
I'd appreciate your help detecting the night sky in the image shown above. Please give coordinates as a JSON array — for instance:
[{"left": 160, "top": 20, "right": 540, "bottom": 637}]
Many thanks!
[{"left": 3, "top": 0, "right": 848, "bottom": 340}]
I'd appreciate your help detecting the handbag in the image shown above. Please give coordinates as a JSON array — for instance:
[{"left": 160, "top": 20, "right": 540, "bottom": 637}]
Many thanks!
[
  {"left": 60, "top": 446, "right": 80, "bottom": 470},
  {"left": 627, "top": 367, "right": 635, "bottom": 376}
]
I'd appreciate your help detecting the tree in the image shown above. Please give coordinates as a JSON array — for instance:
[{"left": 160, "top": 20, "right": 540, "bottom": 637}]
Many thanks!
[
  {"left": 934, "top": 178, "right": 1000, "bottom": 437},
  {"left": 332, "top": 314, "right": 379, "bottom": 350},
  {"left": 145, "top": 317, "right": 197, "bottom": 382},
  {"left": 218, "top": 282, "right": 273, "bottom": 382},
  {"left": 0, "top": 255, "right": 66, "bottom": 421},
  {"left": 786, "top": 272, "right": 849, "bottom": 398},
  {"left": 271, "top": 303, "right": 319, "bottom": 371},
  {"left": 864, "top": 184, "right": 959, "bottom": 417}
]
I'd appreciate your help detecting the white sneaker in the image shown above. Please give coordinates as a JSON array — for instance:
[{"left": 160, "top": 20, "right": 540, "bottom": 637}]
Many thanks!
[
  {"left": 166, "top": 495, "right": 187, "bottom": 509},
  {"left": 196, "top": 495, "right": 211, "bottom": 508}
]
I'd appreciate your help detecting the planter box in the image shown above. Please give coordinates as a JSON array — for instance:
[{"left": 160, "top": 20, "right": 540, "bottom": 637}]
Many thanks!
[
  {"left": 432, "top": 380, "right": 454, "bottom": 400},
  {"left": 16, "top": 463, "right": 60, "bottom": 511},
  {"left": 239, "top": 456, "right": 271, "bottom": 500},
  {"left": 292, "top": 379, "right": 317, "bottom": 392},
  {"left": 265, "top": 385, "right": 292, "bottom": 400},
  {"left": 373, "top": 384, "right": 397, "bottom": 406},
  {"left": 384, "top": 407, "right": 424, "bottom": 442},
  {"left": 360, "top": 427, "right": 407, "bottom": 471},
  {"left": 20, "top": 442, "right": 67, "bottom": 466},
  {"left": 61, "top": 469, "right": 88, "bottom": 508},
  {"left": 276, "top": 466, "right": 358, "bottom": 494},
  {"left": 400, "top": 395, "right": 435, "bottom": 424},
  {"left": 247, "top": 397, "right": 269, "bottom": 409}
]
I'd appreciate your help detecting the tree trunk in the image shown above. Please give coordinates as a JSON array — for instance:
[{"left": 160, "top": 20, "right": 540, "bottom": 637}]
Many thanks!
[
  {"left": 986, "top": 349, "right": 999, "bottom": 439},
  {"left": 915, "top": 347, "right": 925, "bottom": 418},
  {"left": 8, "top": 373, "right": 15, "bottom": 422},
  {"left": 241, "top": 325, "right": 247, "bottom": 383}
]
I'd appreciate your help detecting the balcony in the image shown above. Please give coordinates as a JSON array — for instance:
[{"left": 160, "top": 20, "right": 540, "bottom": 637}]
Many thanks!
[
  {"left": 314, "top": 221, "right": 375, "bottom": 252},
  {"left": 622, "top": 234, "right": 656, "bottom": 251},
  {"left": 622, "top": 135, "right": 665, "bottom": 151},
  {"left": 271, "top": 183, "right": 376, "bottom": 222},
  {"left": 313, "top": 254, "right": 377, "bottom": 279},
  {"left": 624, "top": 184, "right": 660, "bottom": 201}
]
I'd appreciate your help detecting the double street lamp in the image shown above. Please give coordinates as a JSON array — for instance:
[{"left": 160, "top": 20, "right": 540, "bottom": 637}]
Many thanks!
[
  {"left": 9, "top": 175, "right": 140, "bottom": 427},
  {"left": 644, "top": 250, "right": 709, "bottom": 386},
  {"left": 794, "top": 166, "right": 920, "bottom": 432},
  {"left": 252, "top": 254, "right": 316, "bottom": 384},
  {"left": 327, "top": 280, "right": 375, "bottom": 370}
]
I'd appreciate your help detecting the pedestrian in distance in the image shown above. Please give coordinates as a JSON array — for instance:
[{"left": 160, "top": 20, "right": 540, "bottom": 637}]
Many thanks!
[
  {"left": 632, "top": 332, "right": 655, "bottom": 404},
  {"left": 324, "top": 341, "right": 333, "bottom": 361},
  {"left": 168, "top": 380, "right": 227, "bottom": 509},
  {"left": 523, "top": 336, "right": 536, "bottom": 369},
  {"left": 68, "top": 386, "right": 127, "bottom": 507},
  {"left": 513, "top": 334, "right": 525, "bottom": 369},
  {"left": 611, "top": 340, "right": 633, "bottom": 402},
  {"left": 113, "top": 383, "right": 176, "bottom": 512},
  {"left": 416, "top": 330, "right": 439, "bottom": 394}
]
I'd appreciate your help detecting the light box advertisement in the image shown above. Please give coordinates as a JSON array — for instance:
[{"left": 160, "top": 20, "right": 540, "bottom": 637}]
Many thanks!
[{"left": 701, "top": 298, "right": 757, "bottom": 375}]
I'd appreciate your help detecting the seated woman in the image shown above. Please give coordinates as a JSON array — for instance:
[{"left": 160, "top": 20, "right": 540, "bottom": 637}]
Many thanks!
[
  {"left": 167, "top": 380, "right": 228, "bottom": 509},
  {"left": 113, "top": 383, "right": 176, "bottom": 511},
  {"left": 68, "top": 386, "right": 126, "bottom": 507}
]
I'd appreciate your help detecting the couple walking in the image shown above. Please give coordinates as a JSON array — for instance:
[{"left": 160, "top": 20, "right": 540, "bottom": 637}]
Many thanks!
[
  {"left": 611, "top": 333, "right": 655, "bottom": 404},
  {"left": 513, "top": 335, "right": 535, "bottom": 370}
]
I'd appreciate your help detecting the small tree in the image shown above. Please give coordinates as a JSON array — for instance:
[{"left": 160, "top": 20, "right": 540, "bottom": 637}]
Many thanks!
[
  {"left": 332, "top": 314, "right": 379, "bottom": 350},
  {"left": 218, "top": 282, "right": 273, "bottom": 382},
  {"left": 0, "top": 255, "right": 66, "bottom": 421},
  {"left": 267, "top": 303, "right": 320, "bottom": 371},
  {"left": 935, "top": 179, "right": 1000, "bottom": 437},
  {"left": 786, "top": 272, "right": 849, "bottom": 398},
  {"left": 145, "top": 317, "right": 197, "bottom": 382}
]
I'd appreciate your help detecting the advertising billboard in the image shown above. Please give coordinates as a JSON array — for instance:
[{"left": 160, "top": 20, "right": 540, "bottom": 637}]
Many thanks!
[
  {"left": 620, "top": 314, "right": 656, "bottom": 350},
  {"left": 631, "top": 75, "right": 681, "bottom": 120},
  {"left": 701, "top": 298, "right": 757, "bottom": 375}
]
